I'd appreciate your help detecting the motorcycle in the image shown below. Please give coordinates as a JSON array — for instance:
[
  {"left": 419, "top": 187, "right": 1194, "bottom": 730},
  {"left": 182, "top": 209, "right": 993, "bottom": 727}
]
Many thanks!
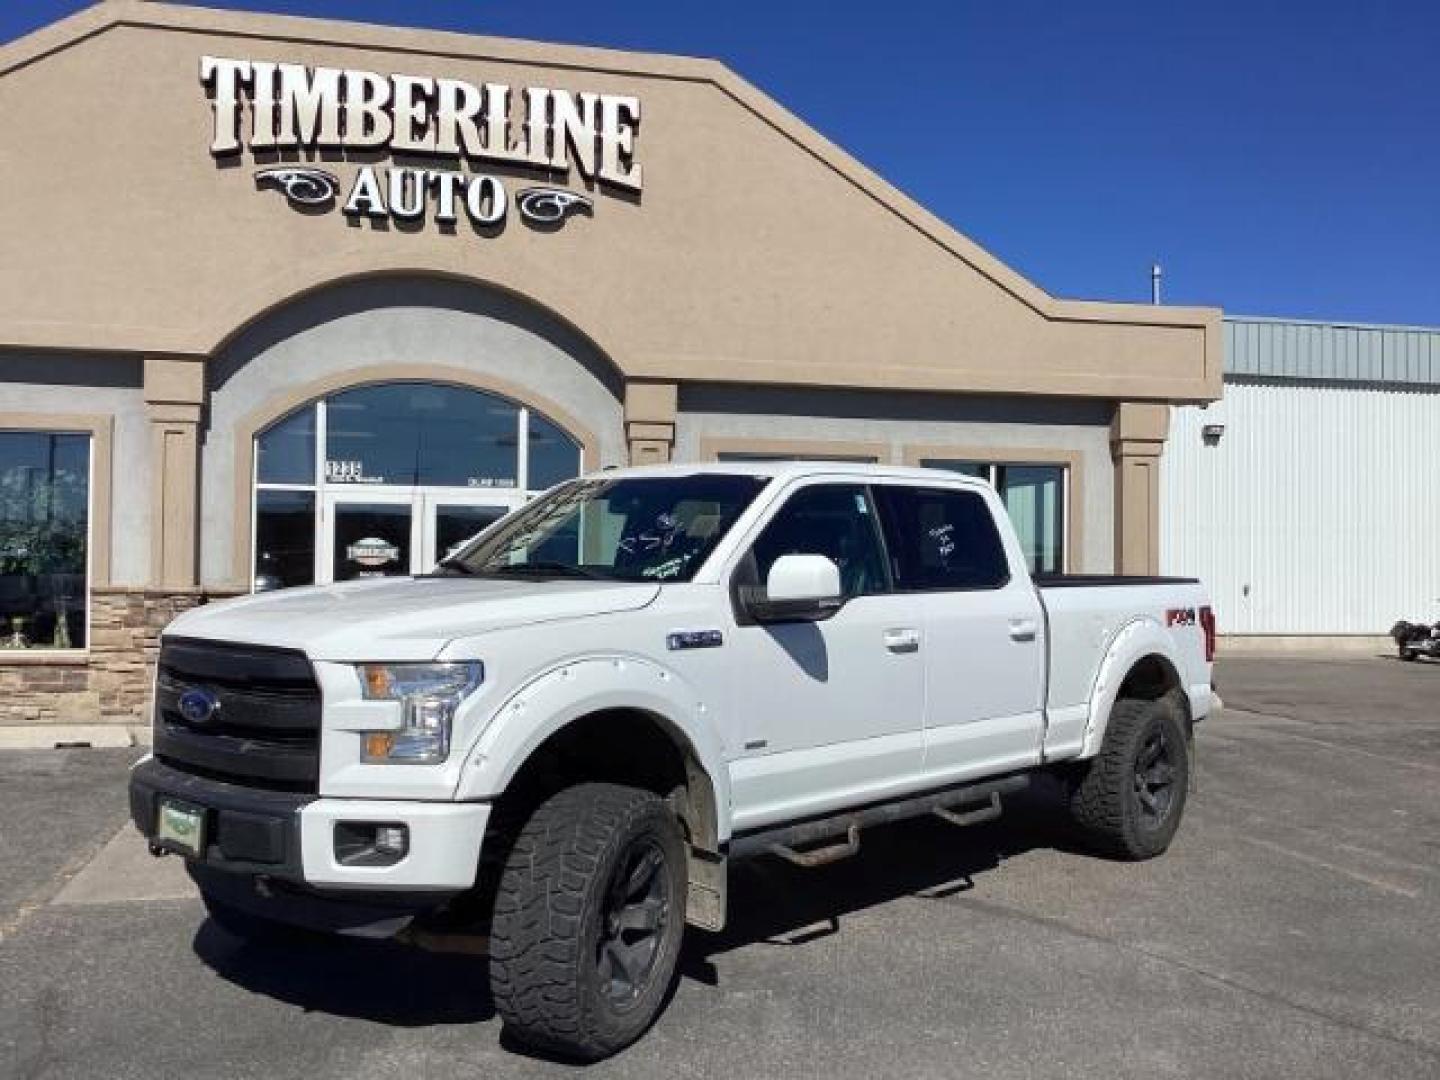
[{"left": 1390, "top": 615, "right": 1440, "bottom": 661}]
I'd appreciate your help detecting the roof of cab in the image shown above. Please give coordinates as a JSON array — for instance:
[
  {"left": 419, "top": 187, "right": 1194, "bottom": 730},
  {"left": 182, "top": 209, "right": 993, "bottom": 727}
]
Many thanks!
[{"left": 581, "top": 460, "right": 988, "bottom": 486}]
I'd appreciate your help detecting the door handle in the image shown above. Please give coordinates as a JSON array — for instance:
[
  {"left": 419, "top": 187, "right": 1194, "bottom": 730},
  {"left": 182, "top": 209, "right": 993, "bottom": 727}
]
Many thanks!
[
  {"left": 1008, "top": 618, "right": 1039, "bottom": 642},
  {"left": 884, "top": 628, "right": 921, "bottom": 653}
]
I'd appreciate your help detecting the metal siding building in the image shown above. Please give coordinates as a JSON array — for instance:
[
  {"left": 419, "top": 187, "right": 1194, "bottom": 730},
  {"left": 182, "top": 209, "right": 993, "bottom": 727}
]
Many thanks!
[{"left": 1162, "top": 318, "right": 1440, "bottom": 636}]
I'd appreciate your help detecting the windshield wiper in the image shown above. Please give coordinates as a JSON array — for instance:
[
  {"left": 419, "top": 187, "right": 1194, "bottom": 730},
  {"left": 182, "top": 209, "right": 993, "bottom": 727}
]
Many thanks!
[
  {"left": 489, "top": 561, "right": 602, "bottom": 580},
  {"left": 433, "top": 556, "right": 478, "bottom": 576}
]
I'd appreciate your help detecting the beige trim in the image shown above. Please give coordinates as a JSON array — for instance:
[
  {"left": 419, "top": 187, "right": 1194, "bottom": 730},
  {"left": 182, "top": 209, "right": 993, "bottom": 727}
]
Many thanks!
[
  {"left": 624, "top": 381, "right": 677, "bottom": 464},
  {"left": 0, "top": 650, "right": 91, "bottom": 666},
  {"left": 697, "top": 438, "right": 889, "bottom": 464},
  {"left": 228, "top": 364, "right": 601, "bottom": 588},
  {"left": 0, "top": 411, "right": 113, "bottom": 588},
  {"left": 1110, "top": 403, "right": 1170, "bottom": 575},
  {"left": 902, "top": 445, "right": 1084, "bottom": 574},
  {"left": 144, "top": 357, "right": 204, "bottom": 589}
]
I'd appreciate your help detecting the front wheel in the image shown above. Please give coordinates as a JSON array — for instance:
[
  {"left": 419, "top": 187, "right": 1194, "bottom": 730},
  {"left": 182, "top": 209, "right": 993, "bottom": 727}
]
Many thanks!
[
  {"left": 1399, "top": 647, "right": 1418, "bottom": 662},
  {"left": 489, "top": 783, "right": 687, "bottom": 1061},
  {"left": 1066, "top": 697, "right": 1191, "bottom": 860}
]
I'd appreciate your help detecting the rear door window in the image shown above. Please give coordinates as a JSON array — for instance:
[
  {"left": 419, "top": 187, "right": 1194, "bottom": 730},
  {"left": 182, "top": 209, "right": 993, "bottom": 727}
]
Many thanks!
[{"left": 873, "top": 485, "right": 1010, "bottom": 591}]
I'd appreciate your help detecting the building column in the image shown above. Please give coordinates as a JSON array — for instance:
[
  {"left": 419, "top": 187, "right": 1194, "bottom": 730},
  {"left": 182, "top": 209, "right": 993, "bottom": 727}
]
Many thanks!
[
  {"left": 144, "top": 356, "right": 205, "bottom": 589},
  {"left": 1110, "top": 401, "right": 1169, "bottom": 576},
  {"left": 624, "top": 380, "right": 677, "bottom": 465}
]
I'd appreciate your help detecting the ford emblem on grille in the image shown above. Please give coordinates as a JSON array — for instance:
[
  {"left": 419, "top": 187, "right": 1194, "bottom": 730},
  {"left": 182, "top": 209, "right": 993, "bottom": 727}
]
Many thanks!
[{"left": 177, "top": 687, "right": 221, "bottom": 725}]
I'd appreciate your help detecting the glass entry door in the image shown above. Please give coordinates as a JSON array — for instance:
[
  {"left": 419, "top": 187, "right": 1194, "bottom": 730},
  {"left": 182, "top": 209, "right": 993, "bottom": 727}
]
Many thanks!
[
  {"left": 424, "top": 494, "right": 519, "bottom": 566},
  {"left": 320, "top": 490, "right": 521, "bottom": 584},
  {"left": 323, "top": 492, "right": 416, "bottom": 583}
]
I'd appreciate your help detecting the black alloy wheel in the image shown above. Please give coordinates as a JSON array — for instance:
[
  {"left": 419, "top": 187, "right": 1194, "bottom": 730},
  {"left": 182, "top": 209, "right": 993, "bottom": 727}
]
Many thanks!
[
  {"left": 596, "top": 840, "right": 672, "bottom": 1005},
  {"left": 1066, "top": 697, "right": 1191, "bottom": 860},
  {"left": 1133, "top": 723, "right": 1178, "bottom": 828},
  {"left": 489, "top": 783, "right": 688, "bottom": 1060}
]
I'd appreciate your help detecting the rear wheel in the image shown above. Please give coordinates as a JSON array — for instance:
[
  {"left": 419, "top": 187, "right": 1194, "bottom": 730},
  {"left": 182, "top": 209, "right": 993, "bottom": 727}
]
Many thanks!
[
  {"left": 1066, "top": 697, "right": 1190, "bottom": 860},
  {"left": 489, "top": 783, "right": 687, "bottom": 1061},
  {"left": 1399, "top": 647, "right": 1418, "bottom": 662}
]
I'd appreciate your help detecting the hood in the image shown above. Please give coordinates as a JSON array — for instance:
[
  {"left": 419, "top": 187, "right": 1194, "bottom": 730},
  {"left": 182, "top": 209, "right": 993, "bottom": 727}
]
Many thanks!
[{"left": 166, "top": 576, "right": 661, "bottom": 661}]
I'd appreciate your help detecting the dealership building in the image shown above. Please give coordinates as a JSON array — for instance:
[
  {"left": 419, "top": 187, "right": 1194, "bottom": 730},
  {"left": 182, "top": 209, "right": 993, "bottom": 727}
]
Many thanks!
[{"left": 0, "top": 1, "right": 1254, "bottom": 728}]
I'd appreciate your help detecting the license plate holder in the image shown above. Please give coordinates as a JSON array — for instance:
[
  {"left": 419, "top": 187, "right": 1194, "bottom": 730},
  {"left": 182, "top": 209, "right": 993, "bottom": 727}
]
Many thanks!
[{"left": 155, "top": 798, "right": 207, "bottom": 859}]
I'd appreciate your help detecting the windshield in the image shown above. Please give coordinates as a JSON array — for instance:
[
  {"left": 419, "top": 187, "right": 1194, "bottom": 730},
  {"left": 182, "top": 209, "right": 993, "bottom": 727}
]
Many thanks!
[{"left": 444, "top": 473, "right": 769, "bottom": 582}]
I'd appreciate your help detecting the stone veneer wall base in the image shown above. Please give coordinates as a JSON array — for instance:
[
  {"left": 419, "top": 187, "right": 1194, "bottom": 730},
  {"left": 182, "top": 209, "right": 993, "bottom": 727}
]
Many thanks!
[{"left": 0, "top": 587, "right": 239, "bottom": 724}]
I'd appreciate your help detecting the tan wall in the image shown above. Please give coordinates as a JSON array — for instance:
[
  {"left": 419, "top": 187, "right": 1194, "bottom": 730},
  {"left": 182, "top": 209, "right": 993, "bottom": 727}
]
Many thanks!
[{"left": 0, "top": 2, "right": 1221, "bottom": 404}]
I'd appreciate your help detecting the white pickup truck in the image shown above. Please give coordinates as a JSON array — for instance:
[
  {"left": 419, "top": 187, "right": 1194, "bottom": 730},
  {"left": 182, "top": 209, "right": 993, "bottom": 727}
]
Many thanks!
[{"left": 130, "top": 462, "right": 1214, "bottom": 1058}]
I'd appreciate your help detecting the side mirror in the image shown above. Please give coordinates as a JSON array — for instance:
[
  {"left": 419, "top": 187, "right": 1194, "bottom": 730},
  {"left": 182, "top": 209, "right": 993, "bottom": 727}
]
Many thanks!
[{"left": 743, "top": 554, "right": 844, "bottom": 624}]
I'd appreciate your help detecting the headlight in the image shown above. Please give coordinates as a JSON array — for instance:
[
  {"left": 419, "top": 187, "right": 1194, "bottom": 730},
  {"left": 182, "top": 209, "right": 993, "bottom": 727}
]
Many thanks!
[{"left": 356, "top": 661, "right": 483, "bottom": 765}]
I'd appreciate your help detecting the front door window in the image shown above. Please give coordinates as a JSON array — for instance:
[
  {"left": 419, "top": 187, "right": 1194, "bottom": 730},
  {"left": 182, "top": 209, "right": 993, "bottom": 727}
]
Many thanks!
[{"left": 252, "top": 381, "right": 582, "bottom": 590}]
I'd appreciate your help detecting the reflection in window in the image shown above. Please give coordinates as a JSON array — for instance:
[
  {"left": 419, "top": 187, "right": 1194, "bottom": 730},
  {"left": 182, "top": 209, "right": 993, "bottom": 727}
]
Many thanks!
[
  {"left": 325, "top": 383, "right": 520, "bottom": 489},
  {"left": 255, "top": 405, "right": 314, "bottom": 485},
  {"left": 252, "top": 382, "right": 583, "bottom": 590},
  {"left": 873, "top": 485, "right": 1009, "bottom": 591},
  {"left": 529, "top": 411, "right": 582, "bottom": 490},
  {"left": 750, "top": 485, "right": 888, "bottom": 598},
  {"left": 998, "top": 466, "right": 1063, "bottom": 575},
  {"left": 0, "top": 432, "right": 89, "bottom": 650},
  {"left": 254, "top": 490, "right": 316, "bottom": 591},
  {"left": 920, "top": 458, "right": 1067, "bottom": 574}
]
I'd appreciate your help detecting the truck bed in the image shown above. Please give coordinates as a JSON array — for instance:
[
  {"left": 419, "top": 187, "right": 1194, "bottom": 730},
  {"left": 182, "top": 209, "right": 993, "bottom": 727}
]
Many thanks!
[
  {"left": 1036, "top": 575, "right": 1213, "bottom": 761},
  {"left": 1036, "top": 575, "right": 1200, "bottom": 588}
]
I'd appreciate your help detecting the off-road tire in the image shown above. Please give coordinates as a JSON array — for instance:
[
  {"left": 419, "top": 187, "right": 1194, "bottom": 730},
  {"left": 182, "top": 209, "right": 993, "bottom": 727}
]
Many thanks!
[
  {"left": 1067, "top": 697, "right": 1190, "bottom": 860},
  {"left": 200, "top": 891, "right": 319, "bottom": 946},
  {"left": 1399, "top": 647, "right": 1417, "bottom": 662},
  {"left": 489, "top": 783, "right": 687, "bottom": 1061}
]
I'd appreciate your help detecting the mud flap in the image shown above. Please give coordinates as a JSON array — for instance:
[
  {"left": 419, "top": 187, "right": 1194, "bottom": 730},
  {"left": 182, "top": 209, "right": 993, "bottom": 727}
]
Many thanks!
[{"left": 685, "top": 847, "right": 726, "bottom": 931}]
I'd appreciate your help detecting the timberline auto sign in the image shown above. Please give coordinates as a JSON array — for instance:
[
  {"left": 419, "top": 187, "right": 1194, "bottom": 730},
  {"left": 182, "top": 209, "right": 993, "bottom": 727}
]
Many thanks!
[{"left": 201, "top": 56, "right": 643, "bottom": 232}]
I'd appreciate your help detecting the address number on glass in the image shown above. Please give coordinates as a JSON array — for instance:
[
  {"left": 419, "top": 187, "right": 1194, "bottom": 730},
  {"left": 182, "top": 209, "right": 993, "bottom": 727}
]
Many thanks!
[{"left": 326, "top": 460, "right": 374, "bottom": 483}]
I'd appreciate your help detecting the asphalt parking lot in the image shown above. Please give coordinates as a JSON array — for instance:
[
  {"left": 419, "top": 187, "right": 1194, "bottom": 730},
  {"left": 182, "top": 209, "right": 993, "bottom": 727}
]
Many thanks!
[{"left": 1, "top": 655, "right": 1437, "bottom": 1079}]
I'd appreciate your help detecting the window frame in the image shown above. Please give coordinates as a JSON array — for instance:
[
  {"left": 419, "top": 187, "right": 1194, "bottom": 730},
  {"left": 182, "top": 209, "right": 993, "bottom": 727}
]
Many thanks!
[
  {"left": 726, "top": 479, "right": 896, "bottom": 625},
  {"left": 250, "top": 385, "right": 584, "bottom": 592},
  {"left": 870, "top": 482, "right": 1014, "bottom": 595},
  {"left": 699, "top": 438, "right": 887, "bottom": 465},
  {"left": 905, "top": 449, "right": 1076, "bottom": 575},
  {"left": 0, "top": 419, "right": 104, "bottom": 657}
]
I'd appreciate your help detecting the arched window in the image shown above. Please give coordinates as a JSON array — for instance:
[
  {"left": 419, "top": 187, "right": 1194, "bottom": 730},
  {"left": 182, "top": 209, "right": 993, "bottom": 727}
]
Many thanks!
[{"left": 252, "top": 382, "right": 581, "bottom": 589}]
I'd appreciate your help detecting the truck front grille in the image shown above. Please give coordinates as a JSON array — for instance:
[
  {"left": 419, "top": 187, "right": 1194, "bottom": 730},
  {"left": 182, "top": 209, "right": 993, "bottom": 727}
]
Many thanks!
[{"left": 153, "top": 637, "right": 322, "bottom": 793}]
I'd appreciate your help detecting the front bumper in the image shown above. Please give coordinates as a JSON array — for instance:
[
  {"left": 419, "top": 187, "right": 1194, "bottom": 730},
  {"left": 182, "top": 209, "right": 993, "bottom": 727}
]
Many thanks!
[{"left": 129, "top": 755, "right": 490, "bottom": 893}]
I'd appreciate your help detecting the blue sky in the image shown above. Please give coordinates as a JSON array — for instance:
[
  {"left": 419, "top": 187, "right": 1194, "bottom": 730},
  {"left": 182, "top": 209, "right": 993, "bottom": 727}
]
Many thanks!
[{"left": 5, "top": 1, "right": 1438, "bottom": 324}]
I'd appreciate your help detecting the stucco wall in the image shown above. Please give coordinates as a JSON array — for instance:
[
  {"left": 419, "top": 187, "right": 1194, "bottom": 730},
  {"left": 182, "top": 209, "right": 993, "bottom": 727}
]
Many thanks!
[
  {"left": 0, "top": 3, "right": 1221, "bottom": 402},
  {"left": 200, "top": 277, "right": 627, "bottom": 589},
  {"left": 675, "top": 386, "right": 1115, "bottom": 573},
  {"left": 0, "top": 352, "right": 149, "bottom": 587}
]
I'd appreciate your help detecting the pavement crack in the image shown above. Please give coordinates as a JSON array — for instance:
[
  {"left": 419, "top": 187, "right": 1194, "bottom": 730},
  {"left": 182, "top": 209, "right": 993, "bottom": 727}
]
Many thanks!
[
  {"left": 0, "top": 814, "right": 127, "bottom": 945},
  {"left": 951, "top": 894, "right": 1440, "bottom": 1063}
]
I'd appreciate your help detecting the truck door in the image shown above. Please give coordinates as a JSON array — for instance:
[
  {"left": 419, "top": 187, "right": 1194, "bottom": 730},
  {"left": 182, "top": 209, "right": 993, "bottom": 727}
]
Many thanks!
[
  {"left": 726, "top": 481, "right": 926, "bottom": 832},
  {"left": 871, "top": 482, "right": 1046, "bottom": 783}
]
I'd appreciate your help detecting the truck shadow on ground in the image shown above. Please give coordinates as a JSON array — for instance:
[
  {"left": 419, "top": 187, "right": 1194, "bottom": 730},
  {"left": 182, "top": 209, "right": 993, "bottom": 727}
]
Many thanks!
[
  {"left": 191, "top": 921, "right": 497, "bottom": 1026},
  {"left": 190, "top": 780, "right": 1076, "bottom": 1029},
  {"left": 680, "top": 778, "right": 1076, "bottom": 982}
]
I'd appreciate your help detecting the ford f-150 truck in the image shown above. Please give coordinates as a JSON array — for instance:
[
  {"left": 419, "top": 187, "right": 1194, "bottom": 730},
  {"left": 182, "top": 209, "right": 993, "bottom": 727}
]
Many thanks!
[{"left": 129, "top": 462, "right": 1214, "bottom": 1059}]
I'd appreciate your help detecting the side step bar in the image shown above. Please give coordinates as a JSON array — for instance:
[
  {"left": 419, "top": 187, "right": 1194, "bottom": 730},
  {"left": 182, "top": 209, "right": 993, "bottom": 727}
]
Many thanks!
[{"left": 729, "top": 773, "right": 1029, "bottom": 866}]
